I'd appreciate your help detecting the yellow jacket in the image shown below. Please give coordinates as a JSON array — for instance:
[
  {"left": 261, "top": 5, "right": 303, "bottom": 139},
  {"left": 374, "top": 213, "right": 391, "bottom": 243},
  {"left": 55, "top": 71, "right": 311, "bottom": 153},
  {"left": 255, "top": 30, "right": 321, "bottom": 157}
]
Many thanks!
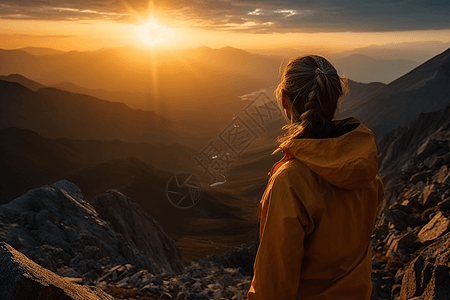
[{"left": 248, "top": 118, "right": 384, "bottom": 300}]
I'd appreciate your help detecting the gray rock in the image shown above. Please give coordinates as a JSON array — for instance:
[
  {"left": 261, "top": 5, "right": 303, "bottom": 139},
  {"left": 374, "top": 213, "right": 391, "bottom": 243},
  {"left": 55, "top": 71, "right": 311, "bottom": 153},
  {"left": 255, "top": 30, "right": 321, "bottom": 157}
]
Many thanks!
[
  {"left": 443, "top": 152, "right": 450, "bottom": 164},
  {"left": 399, "top": 232, "right": 450, "bottom": 299},
  {"left": 0, "top": 242, "right": 113, "bottom": 300},
  {"left": 92, "top": 189, "right": 186, "bottom": 274},
  {"left": 0, "top": 180, "right": 185, "bottom": 281},
  {"left": 410, "top": 172, "right": 427, "bottom": 185},
  {"left": 424, "top": 154, "right": 438, "bottom": 169},
  {"left": 438, "top": 197, "right": 450, "bottom": 211},
  {"left": 386, "top": 231, "right": 418, "bottom": 261},
  {"left": 384, "top": 210, "right": 418, "bottom": 231},
  {"left": 416, "top": 140, "right": 439, "bottom": 163}
]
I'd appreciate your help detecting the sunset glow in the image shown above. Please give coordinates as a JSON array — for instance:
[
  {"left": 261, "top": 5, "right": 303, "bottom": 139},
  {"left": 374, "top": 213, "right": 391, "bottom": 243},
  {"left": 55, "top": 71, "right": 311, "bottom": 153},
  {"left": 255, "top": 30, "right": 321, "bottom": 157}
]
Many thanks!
[{"left": 135, "top": 19, "right": 175, "bottom": 47}]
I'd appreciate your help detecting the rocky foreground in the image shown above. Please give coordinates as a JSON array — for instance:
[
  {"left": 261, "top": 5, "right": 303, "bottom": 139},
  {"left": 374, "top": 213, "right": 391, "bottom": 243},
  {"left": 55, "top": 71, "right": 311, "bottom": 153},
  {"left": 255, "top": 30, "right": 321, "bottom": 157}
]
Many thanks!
[
  {"left": 6, "top": 116, "right": 450, "bottom": 299},
  {"left": 0, "top": 180, "right": 257, "bottom": 299},
  {"left": 371, "top": 136, "right": 450, "bottom": 299}
]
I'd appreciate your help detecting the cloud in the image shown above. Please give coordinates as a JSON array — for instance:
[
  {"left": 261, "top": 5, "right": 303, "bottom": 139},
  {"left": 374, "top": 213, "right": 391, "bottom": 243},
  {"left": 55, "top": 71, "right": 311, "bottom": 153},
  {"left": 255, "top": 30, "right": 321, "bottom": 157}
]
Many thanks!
[
  {"left": 0, "top": 0, "right": 448, "bottom": 33},
  {"left": 0, "top": 0, "right": 130, "bottom": 21}
]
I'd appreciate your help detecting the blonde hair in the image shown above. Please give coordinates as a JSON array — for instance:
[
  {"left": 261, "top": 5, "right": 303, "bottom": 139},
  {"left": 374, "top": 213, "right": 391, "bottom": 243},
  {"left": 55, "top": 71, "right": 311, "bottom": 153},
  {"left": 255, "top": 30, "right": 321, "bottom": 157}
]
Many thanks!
[{"left": 274, "top": 55, "right": 348, "bottom": 153}]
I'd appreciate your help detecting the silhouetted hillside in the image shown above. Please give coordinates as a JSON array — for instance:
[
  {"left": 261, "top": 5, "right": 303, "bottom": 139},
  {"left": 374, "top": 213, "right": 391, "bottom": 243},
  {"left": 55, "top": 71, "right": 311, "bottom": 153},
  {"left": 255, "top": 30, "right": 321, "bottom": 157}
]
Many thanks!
[
  {"left": 337, "top": 80, "right": 386, "bottom": 117},
  {"left": 0, "top": 80, "right": 176, "bottom": 143},
  {"left": 0, "top": 47, "right": 282, "bottom": 134},
  {"left": 0, "top": 127, "right": 196, "bottom": 203},
  {"left": 333, "top": 41, "right": 450, "bottom": 62},
  {"left": 50, "top": 81, "right": 173, "bottom": 114},
  {"left": 0, "top": 74, "right": 45, "bottom": 91},
  {"left": 19, "top": 47, "right": 66, "bottom": 56}
]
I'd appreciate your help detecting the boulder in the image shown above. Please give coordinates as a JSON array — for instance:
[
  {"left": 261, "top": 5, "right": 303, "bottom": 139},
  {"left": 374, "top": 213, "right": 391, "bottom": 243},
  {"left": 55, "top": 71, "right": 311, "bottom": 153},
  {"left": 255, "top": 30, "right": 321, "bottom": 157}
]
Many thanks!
[
  {"left": 410, "top": 172, "right": 427, "bottom": 185},
  {"left": 424, "top": 154, "right": 438, "bottom": 169},
  {"left": 438, "top": 197, "right": 450, "bottom": 211},
  {"left": 0, "top": 180, "right": 185, "bottom": 281},
  {"left": 384, "top": 210, "right": 418, "bottom": 231},
  {"left": 416, "top": 139, "right": 439, "bottom": 163},
  {"left": 385, "top": 231, "right": 418, "bottom": 261},
  {"left": 0, "top": 242, "right": 113, "bottom": 300},
  {"left": 417, "top": 212, "right": 450, "bottom": 244},
  {"left": 420, "top": 184, "right": 441, "bottom": 208},
  {"left": 432, "top": 165, "right": 449, "bottom": 184},
  {"left": 92, "top": 189, "right": 185, "bottom": 274},
  {"left": 399, "top": 232, "right": 450, "bottom": 299}
]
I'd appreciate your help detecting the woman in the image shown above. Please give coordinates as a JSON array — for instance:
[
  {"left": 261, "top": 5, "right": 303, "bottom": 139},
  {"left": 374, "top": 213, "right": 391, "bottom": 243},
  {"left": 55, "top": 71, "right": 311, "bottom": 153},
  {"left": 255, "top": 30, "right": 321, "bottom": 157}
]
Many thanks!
[{"left": 247, "top": 55, "right": 384, "bottom": 299}]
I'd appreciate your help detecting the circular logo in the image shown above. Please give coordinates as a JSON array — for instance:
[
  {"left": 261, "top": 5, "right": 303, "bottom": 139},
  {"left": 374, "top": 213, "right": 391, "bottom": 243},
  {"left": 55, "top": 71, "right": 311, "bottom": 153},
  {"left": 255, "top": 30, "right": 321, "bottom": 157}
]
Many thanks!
[{"left": 166, "top": 173, "right": 202, "bottom": 209}]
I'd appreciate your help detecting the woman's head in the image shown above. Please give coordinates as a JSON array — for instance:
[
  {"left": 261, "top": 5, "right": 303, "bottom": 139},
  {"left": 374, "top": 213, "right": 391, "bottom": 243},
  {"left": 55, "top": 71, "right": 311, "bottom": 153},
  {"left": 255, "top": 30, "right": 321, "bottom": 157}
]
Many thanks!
[{"left": 274, "top": 55, "right": 347, "bottom": 149}]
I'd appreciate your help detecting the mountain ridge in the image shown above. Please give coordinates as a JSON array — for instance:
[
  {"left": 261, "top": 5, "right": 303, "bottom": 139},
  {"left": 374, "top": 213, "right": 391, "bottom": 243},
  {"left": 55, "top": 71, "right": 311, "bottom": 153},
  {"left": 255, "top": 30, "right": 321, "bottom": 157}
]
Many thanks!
[
  {"left": 337, "top": 47, "right": 450, "bottom": 140},
  {"left": 0, "top": 79, "right": 177, "bottom": 144}
]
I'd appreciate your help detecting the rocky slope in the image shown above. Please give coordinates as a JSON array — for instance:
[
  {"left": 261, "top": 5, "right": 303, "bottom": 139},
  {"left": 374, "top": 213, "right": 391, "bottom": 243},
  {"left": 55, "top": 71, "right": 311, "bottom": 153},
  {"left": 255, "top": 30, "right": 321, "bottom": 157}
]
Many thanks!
[
  {"left": 1, "top": 242, "right": 114, "bottom": 300},
  {"left": 370, "top": 101, "right": 450, "bottom": 299},
  {"left": 0, "top": 180, "right": 258, "bottom": 299},
  {"left": 338, "top": 47, "right": 450, "bottom": 140}
]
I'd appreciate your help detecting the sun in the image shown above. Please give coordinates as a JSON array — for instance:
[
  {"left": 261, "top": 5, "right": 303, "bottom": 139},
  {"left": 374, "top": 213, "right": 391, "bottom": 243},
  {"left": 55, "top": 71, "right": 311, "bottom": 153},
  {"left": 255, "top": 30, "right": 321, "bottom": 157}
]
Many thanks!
[{"left": 135, "top": 19, "right": 175, "bottom": 46}]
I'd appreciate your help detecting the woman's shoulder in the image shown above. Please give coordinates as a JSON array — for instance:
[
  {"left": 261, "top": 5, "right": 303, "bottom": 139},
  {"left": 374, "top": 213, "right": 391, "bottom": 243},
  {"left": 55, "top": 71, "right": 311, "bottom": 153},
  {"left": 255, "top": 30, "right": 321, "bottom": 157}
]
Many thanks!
[
  {"left": 272, "top": 158, "right": 313, "bottom": 181},
  {"left": 270, "top": 158, "right": 317, "bottom": 195},
  {"left": 268, "top": 158, "right": 321, "bottom": 226}
]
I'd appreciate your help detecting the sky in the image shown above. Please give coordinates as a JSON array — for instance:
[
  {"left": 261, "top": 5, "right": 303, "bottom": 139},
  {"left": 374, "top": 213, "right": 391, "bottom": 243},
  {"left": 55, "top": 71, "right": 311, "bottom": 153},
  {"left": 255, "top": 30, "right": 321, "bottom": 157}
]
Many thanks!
[{"left": 0, "top": 0, "right": 449, "bottom": 52}]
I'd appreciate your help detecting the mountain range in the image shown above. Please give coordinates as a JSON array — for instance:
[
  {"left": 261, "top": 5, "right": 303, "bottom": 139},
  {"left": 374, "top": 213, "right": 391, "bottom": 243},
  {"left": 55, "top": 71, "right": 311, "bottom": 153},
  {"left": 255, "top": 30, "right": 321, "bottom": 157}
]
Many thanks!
[
  {"left": 2, "top": 45, "right": 450, "bottom": 263},
  {"left": 2, "top": 43, "right": 450, "bottom": 299},
  {"left": 0, "top": 46, "right": 281, "bottom": 135},
  {"left": 337, "top": 47, "right": 450, "bottom": 140},
  {"left": 0, "top": 79, "right": 177, "bottom": 144}
]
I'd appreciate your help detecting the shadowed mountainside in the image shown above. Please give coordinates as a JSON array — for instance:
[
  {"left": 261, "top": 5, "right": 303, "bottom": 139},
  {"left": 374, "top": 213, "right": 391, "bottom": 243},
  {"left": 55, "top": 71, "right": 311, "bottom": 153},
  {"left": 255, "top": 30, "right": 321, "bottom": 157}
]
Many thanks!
[
  {"left": 337, "top": 47, "right": 450, "bottom": 140},
  {"left": 0, "top": 74, "right": 168, "bottom": 115},
  {"left": 333, "top": 54, "right": 419, "bottom": 84},
  {"left": 0, "top": 73, "right": 46, "bottom": 91},
  {"left": 49, "top": 81, "right": 173, "bottom": 114},
  {"left": 0, "top": 127, "right": 197, "bottom": 203},
  {"left": 0, "top": 80, "right": 179, "bottom": 144}
]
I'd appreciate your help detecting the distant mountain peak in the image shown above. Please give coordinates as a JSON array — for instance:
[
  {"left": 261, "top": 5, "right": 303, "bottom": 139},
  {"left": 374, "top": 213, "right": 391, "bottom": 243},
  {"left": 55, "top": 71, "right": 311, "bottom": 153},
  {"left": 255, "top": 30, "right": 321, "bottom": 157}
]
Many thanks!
[
  {"left": 18, "top": 47, "right": 65, "bottom": 56},
  {"left": 0, "top": 74, "right": 45, "bottom": 91}
]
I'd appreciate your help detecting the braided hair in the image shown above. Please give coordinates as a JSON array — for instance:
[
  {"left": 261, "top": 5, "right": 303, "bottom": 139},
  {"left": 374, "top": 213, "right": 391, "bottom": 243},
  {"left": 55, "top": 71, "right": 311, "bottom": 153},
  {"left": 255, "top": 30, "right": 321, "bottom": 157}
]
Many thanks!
[{"left": 274, "top": 55, "right": 347, "bottom": 152}]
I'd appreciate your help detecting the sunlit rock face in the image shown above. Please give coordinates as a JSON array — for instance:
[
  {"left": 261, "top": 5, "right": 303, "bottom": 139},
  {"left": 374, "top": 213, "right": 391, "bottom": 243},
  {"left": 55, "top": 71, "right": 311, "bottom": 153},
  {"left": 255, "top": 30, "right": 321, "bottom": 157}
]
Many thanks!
[{"left": 0, "top": 242, "right": 114, "bottom": 300}]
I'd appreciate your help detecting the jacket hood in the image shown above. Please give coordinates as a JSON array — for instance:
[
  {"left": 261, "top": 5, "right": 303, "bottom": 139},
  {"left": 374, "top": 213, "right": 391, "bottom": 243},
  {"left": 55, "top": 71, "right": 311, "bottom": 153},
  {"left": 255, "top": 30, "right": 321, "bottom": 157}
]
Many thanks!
[{"left": 285, "top": 118, "right": 379, "bottom": 190}]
